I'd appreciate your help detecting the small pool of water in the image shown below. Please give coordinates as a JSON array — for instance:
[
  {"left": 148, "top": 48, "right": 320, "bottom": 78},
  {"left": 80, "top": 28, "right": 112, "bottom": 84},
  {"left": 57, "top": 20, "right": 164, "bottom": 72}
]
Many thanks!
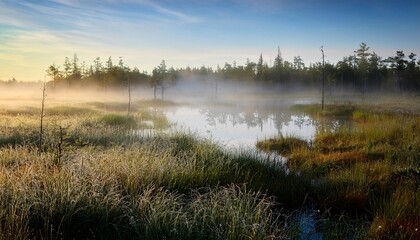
[{"left": 164, "top": 105, "right": 317, "bottom": 150}]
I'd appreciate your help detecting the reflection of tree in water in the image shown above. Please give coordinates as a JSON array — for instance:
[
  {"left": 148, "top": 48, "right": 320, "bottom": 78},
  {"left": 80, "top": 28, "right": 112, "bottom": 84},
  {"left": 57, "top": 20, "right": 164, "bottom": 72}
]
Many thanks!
[
  {"left": 292, "top": 114, "right": 316, "bottom": 128},
  {"left": 196, "top": 102, "right": 353, "bottom": 136},
  {"left": 197, "top": 103, "right": 294, "bottom": 133},
  {"left": 163, "top": 98, "right": 353, "bottom": 140},
  {"left": 270, "top": 113, "right": 287, "bottom": 135}
]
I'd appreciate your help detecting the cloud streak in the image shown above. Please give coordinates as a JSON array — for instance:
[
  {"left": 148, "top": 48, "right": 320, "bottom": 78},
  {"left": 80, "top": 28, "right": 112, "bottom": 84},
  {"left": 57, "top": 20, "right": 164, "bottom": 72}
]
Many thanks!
[{"left": 0, "top": 0, "right": 419, "bottom": 81}]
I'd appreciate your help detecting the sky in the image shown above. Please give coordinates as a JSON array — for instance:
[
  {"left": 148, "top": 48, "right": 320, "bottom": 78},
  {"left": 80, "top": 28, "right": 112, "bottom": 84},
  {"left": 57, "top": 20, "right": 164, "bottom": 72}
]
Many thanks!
[{"left": 1, "top": 0, "right": 420, "bottom": 81}]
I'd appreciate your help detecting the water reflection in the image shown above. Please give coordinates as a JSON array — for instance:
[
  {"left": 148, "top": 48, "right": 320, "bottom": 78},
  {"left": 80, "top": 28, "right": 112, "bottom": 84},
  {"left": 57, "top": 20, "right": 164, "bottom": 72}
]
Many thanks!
[{"left": 163, "top": 104, "right": 317, "bottom": 150}]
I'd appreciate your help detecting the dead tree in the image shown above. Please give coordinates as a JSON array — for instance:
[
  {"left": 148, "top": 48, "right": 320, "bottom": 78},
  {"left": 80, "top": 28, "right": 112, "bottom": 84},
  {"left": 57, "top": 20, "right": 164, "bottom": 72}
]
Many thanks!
[
  {"left": 39, "top": 81, "right": 46, "bottom": 154},
  {"left": 321, "top": 46, "right": 325, "bottom": 111},
  {"left": 127, "top": 77, "right": 131, "bottom": 115}
]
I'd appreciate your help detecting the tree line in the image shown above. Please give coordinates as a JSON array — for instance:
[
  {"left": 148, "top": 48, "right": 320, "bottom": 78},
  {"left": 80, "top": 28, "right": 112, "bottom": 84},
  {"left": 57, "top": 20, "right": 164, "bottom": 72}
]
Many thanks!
[
  {"left": 45, "top": 55, "right": 149, "bottom": 88},
  {"left": 44, "top": 43, "right": 420, "bottom": 95}
]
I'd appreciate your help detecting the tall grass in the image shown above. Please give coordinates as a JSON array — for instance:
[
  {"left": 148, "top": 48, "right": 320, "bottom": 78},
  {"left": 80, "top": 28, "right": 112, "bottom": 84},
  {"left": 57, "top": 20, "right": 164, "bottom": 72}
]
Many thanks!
[
  {"left": 1, "top": 99, "right": 418, "bottom": 239},
  {"left": 288, "top": 103, "right": 420, "bottom": 239},
  {"left": 0, "top": 100, "right": 290, "bottom": 239},
  {"left": 0, "top": 140, "right": 288, "bottom": 239}
]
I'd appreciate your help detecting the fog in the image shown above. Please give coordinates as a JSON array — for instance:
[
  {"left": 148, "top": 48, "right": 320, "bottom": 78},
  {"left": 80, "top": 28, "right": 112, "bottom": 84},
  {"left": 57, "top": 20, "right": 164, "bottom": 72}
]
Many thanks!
[
  {"left": 0, "top": 82, "right": 149, "bottom": 105},
  {"left": 2, "top": 77, "right": 418, "bottom": 149},
  {"left": 0, "top": 78, "right": 322, "bottom": 149},
  {"left": 2, "top": 74, "right": 418, "bottom": 110}
]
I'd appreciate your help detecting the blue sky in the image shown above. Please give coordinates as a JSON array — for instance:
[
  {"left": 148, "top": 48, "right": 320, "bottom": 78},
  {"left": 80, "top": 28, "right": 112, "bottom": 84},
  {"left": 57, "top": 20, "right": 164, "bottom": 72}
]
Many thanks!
[{"left": 1, "top": 0, "right": 419, "bottom": 81}]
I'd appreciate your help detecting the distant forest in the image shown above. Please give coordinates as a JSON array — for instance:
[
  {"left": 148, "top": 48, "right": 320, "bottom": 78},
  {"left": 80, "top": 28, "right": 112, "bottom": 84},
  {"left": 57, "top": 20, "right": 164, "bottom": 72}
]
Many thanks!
[{"left": 4, "top": 43, "right": 420, "bottom": 95}]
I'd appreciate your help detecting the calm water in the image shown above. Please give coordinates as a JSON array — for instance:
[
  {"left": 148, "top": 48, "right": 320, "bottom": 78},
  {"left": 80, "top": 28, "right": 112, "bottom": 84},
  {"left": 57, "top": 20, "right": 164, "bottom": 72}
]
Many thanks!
[{"left": 163, "top": 103, "right": 317, "bottom": 151}]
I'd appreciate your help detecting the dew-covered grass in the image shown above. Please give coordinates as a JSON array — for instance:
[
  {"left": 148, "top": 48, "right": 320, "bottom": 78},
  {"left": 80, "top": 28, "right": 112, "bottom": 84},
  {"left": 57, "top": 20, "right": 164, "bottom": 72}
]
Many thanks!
[
  {"left": 1, "top": 95, "right": 419, "bottom": 239},
  {"left": 0, "top": 99, "right": 290, "bottom": 239},
  {"left": 259, "top": 102, "right": 420, "bottom": 239}
]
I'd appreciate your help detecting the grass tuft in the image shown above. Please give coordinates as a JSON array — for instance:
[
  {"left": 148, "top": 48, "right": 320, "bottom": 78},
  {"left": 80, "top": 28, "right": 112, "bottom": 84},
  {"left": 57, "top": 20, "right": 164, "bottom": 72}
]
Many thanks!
[
  {"left": 256, "top": 135, "right": 308, "bottom": 155},
  {"left": 100, "top": 114, "right": 137, "bottom": 128}
]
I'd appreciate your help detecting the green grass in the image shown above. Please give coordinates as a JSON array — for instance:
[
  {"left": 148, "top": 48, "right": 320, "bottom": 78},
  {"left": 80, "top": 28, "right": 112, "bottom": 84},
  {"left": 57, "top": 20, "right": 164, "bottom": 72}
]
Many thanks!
[
  {"left": 256, "top": 101, "right": 420, "bottom": 239},
  {"left": 99, "top": 113, "right": 137, "bottom": 128},
  {"left": 292, "top": 103, "right": 356, "bottom": 118},
  {"left": 0, "top": 98, "right": 419, "bottom": 239},
  {"left": 256, "top": 134, "right": 309, "bottom": 155},
  {"left": 0, "top": 134, "right": 288, "bottom": 239},
  {"left": 87, "top": 101, "right": 131, "bottom": 112},
  {"left": 0, "top": 100, "right": 290, "bottom": 239},
  {"left": 47, "top": 106, "right": 96, "bottom": 116},
  {"left": 286, "top": 103, "right": 420, "bottom": 239},
  {"left": 0, "top": 106, "right": 39, "bottom": 116},
  {"left": 87, "top": 100, "right": 177, "bottom": 112}
]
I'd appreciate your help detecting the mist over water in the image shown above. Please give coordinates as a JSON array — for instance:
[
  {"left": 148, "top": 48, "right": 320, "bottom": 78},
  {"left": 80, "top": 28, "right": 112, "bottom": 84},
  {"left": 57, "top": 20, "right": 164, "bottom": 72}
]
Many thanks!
[
  {"left": 0, "top": 77, "right": 368, "bottom": 155},
  {"left": 153, "top": 78, "right": 320, "bottom": 150},
  {"left": 0, "top": 79, "right": 345, "bottom": 151},
  {"left": 164, "top": 105, "right": 316, "bottom": 150}
]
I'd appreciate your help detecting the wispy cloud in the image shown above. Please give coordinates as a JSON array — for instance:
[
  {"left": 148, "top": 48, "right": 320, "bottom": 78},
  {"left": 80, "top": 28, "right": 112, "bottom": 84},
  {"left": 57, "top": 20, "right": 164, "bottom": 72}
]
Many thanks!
[
  {"left": 143, "top": 1, "right": 201, "bottom": 23},
  {"left": 230, "top": 0, "right": 317, "bottom": 12},
  {"left": 1, "top": 0, "right": 419, "bottom": 81},
  {"left": 0, "top": 2, "right": 27, "bottom": 27},
  {"left": 0, "top": 0, "right": 204, "bottom": 80},
  {"left": 49, "top": 0, "right": 202, "bottom": 23}
]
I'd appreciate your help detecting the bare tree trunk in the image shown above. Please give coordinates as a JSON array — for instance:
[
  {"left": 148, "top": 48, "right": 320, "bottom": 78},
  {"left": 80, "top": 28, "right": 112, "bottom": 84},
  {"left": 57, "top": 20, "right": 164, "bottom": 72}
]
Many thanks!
[
  {"left": 55, "top": 126, "right": 64, "bottom": 166},
  {"left": 398, "top": 71, "right": 403, "bottom": 95},
  {"left": 153, "top": 86, "right": 157, "bottom": 100},
  {"left": 127, "top": 78, "right": 131, "bottom": 115},
  {"left": 321, "top": 46, "right": 325, "bottom": 111},
  {"left": 39, "top": 81, "right": 46, "bottom": 154}
]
